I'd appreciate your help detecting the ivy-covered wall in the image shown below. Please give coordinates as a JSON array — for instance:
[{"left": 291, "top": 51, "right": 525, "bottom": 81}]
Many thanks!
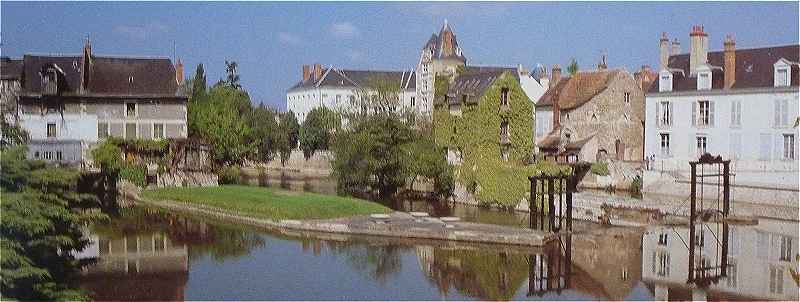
[{"left": 433, "top": 72, "right": 566, "bottom": 207}]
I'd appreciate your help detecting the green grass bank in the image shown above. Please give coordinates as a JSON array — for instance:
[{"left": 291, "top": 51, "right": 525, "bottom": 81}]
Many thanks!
[{"left": 140, "top": 185, "right": 391, "bottom": 220}]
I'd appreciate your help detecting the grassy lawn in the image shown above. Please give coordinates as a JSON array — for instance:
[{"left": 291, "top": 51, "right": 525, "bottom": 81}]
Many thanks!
[{"left": 140, "top": 185, "right": 391, "bottom": 220}]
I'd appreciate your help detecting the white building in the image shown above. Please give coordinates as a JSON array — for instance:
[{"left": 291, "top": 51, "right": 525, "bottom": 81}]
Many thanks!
[
  {"left": 286, "top": 64, "right": 417, "bottom": 124},
  {"left": 645, "top": 26, "right": 799, "bottom": 189}
]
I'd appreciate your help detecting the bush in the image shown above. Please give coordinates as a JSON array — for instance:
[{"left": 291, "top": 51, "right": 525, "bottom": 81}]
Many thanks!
[
  {"left": 119, "top": 163, "right": 146, "bottom": 187},
  {"left": 590, "top": 162, "right": 610, "bottom": 176},
  {"left": 219, "top": 166, "right": 242, "bottom": 185}
]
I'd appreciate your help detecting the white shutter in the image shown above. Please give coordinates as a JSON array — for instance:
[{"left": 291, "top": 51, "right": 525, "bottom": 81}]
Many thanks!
[
  {"left": 710, "top": 101, "right": 715, "bottom": 127},
  {"left": 655, "top": 102, "right": 661, "bottom": 127},
  {"left": 669, "top": 102, "right": 674, "bottom": 126},
  {"left": 692, "top": 102, "right": 697, "bottom": 126}
]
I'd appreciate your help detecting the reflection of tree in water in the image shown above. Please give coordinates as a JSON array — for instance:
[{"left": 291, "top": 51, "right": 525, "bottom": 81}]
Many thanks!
[
  {"left": 421, "top": 248, "right": 528, "bottom": 300},
  {"left": 325, "top": 241, "right": 406, "bottom": 284},
  {"left": 93, "top": 207, "right": 265, "bottom": 263}
]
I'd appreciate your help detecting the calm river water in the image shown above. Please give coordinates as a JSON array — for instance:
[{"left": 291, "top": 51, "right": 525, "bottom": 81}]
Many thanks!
[{"left": 72, "top": 174, "right": 799, "bottom": 300}]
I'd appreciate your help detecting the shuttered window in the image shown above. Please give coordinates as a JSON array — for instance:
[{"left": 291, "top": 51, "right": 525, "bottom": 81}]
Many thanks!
[
  {"left": 773, "top": 99, "right": 789, "bottom": 127},
  {"left": 730, "top": 101, "right": 742, "bottom": 127}
]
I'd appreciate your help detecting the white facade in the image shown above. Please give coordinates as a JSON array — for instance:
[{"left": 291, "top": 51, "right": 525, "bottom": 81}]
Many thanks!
[
  {"left": 21, "top": 113, "right": 99, "bottom": 142},
  {"left": 287, "top": 84, "right": 417, "bottom": 124},
  {"left": 645, "top": 87, "right": 799, "bottom": 187}
]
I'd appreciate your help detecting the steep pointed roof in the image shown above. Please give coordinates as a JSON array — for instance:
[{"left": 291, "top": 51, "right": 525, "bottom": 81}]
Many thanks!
[{"left": 422, "top": 20, "right": 467, "bottom": 63}]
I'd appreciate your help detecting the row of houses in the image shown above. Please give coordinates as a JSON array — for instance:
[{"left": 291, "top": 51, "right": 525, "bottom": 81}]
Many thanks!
[{"left": 286, "top": 22, "right": 798, "bottom": 194}]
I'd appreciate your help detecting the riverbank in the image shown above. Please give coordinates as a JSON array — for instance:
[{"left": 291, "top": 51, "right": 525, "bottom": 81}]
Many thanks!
[{"left": 140, "top": 185, "right": 390, "bottom": 220}]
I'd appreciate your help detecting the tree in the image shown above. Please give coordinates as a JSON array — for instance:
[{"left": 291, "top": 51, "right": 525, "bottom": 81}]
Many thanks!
[
  {"left": 247, "top": 104, "right": 279, "bottom": 162},
  {"left": 1, "top": 146, "right": 106, "bottom": 301},
  {"left": 405, "top": 136, "right": 454, "bottom": 198},
  {"left": 299, "top": 107, "right": 341, "bottom": 159},
  {"left": 191, "top": 63, "right": 207, "bottom": 102},
  {"left": 223, "top": 60, "right": 241, "bottom": 90},
  {"left": 276, "top": 111, "right": 299, "bottom": 165},
  {"left": 1, "top": 85, "right": 28, "bottom": 147},
  {"left": 191, "top": 85, "right": 253, "bottom": 164},
  {"left": 567, "top": 58, "right": 579, "bottom": 75}
]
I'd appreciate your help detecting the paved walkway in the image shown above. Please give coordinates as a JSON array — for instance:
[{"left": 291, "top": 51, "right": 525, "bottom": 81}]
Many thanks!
[{"left": 138, "top": 198, "right": 554, "bottom": 247}]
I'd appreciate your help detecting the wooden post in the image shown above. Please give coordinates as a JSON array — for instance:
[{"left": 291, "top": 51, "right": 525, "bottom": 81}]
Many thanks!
[
  {"left": 722, "top": 160, "right": 730, "bottom": 217},
  {"left": 566, "top": 176, "right": 573, "bottom": 232},
  {"left": 688, "top": 162, "right": 697, "bottom": 283},
  {"left": 548, "top": 178, "right": 555, "bottom": 232},
  {"left": 529, "top": 177, "right": 535, "bottom": 230}
]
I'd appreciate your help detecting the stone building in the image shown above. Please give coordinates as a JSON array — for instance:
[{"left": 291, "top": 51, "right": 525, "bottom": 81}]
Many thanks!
[
  {"left": 645, "top": 25, "right": 799, "bottom": 192},
  {"left": 10, "top": 39, "right": 187, "bottom": 166},
  {"left": 415, "top": 19, "right": 468, "bottom": 113},
  {"left": 535, "top": 63, "right": 646, "bottom": 163}
]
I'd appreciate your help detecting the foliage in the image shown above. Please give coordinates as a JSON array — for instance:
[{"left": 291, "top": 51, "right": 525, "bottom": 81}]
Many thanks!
[
  {"left": 299, "top": 107, "right": 341, "bottom": 159},
  {"left": 191, "top": 63, "right": 207, "bottom": 101},
  {"left": 191, "top": 85, "right": 254, "bottom": 164},
  {"left": 140, "top": 185, "right": 391, "bottom": 220},
  {"left": 630, "top": 175, "right": 643, "bottom": 198},
  {"left": 119, "top": 163, "right": 146, "bottom": 187},
  {"left": 590, "top": 161, "right": 610, "bottom": 176},
  {"left": 432, "top": 72, "right": 570, "bottom": 206},
  {"left": 405, "top": 136, "right": 454, "bottom": 198},
  {"left": 0, "top": 87, "right": 28, "bottom": 147},
  {"left": 1, "top": 145, "right": 106, "bottom": 301},
  {"left": 91, "top": 140, "right": 124, "bottom": 172},
  {"left": 567, "top": 57, "right": 579, "bottom": 75},
  {"left": 433, "top": 75, "right": 451, "bottom": 105},
  {"left": 218, "top": 166, "right": 242, "bottom": 185},
  {"left": 276, "top": 111, "right": 300, "bottom": 165},
  {"left": 222, "top": 60, "right": 242, "bottom": 90},
  {"left": 247, "top": 104, "right": 280, "bottom": 162}
]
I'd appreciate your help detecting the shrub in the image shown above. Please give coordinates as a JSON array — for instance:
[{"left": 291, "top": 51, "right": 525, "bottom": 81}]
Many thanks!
[
  {"left": 119, "top": 163, "right": 147, "bottom": 187},
  {"left": 219, "top": 166, "right": 242, "bottom": 185},
  {"left": 590, "top": 161, "right": 610, "bottom": 176},
  {"left": 630, "top": 175, "right": 643, "bottom": 198}
]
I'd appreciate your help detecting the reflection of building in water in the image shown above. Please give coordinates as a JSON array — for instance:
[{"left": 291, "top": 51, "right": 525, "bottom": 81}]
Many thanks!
[
  {"left": 415, "top": 245, "right": 435, "bottom": 275},
  {"left": 642, "top": 220, "right": 798, "bottom": 300},
  {"left": 78, "top": 233, "right": 189, "bottom": 301}
]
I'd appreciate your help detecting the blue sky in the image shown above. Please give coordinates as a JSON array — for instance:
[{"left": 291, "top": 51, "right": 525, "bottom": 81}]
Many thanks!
[{"left": 2, "top": 1, "right": 797, "bottom": 110}]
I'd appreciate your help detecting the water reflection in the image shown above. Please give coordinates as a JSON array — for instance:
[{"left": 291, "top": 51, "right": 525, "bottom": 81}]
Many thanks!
[{"left": 75, "top": 208, "right": 798, "bottom": 301}]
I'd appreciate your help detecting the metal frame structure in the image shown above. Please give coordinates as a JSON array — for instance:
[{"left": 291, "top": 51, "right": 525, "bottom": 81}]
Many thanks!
[
  {"left": 687, "top": 153, "right": 731, "bottom": 285},
  {"left": 528, "top": 172, "right": 576, "bottom": 233}
]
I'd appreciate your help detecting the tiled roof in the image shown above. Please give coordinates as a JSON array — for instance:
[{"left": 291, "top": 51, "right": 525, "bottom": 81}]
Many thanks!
[
  {"left": 445, "top": 68, "right": 509, "bottom": 103},
  {"left": 648, "top": 44, "right": 800, "bottom": 93},
  {"left": 19, "top": 54, "right": 183, "bottom": 97},
  {"left": 423, "top": 22, "right": 467, "bottom": 63},
  {"left": 288, "top": 68, "right": 415, "bottom": 91},
  {"left": 0, "top": 57, "right": 23, "bottom": 80},
  {"left": 538, "top": 69, "right": 621, "bottom": 109}
]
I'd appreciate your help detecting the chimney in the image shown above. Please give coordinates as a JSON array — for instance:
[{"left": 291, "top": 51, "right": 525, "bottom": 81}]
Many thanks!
[
  {"left": 175, "top": 58, "right": 184, "bottom": 85},
  {"left": 313, "top": 63, "right": 322, "bottom": 80},
  {"left": 659, "top": 32, "right": 669, "bottom": 70},
  {"left": 689, "top": 25, "right": 709, "bottom": 75},
  {"left": 724, "top": 34, "right": 736, "bottom": 89},
  {"left": 550, "top": 64, "right": 562, "bottom": 86},
  {"left": 80, "top": 36, "right": 93, "bottom": 92},
  {"left": 552, "top": 90, "right": 561, "bottom": 129},
  {"left": 671, "top": 38, "right": 681, "bottom": 55},
  {"left": 302, "top": 65, "right": 310, "bottom": 82}
]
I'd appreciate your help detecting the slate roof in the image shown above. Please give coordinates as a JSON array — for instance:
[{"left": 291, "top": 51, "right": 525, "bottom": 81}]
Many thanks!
[
  {"left": 18, "top": 54, "right": 183, "bottom": 98},
  {"left": 423, "top": 22, "right": 467, "bottom": 63},
  {"left": 648, "top": 44, "right": 800, "bottom": 93},
  {"left": 445, "top": 68, "right": 509, "bottom": 103},
  {"left": 538, "top": 69, "right": 621, "bottom": 109},
  {"left": 0, "top": 57, "right": 23, "bottom": 80},
  {"left": 288, "top": 67, "right": 415, "bottom": 91}
]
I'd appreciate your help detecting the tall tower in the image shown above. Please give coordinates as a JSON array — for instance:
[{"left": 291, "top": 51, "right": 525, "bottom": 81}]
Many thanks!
[{"left": 416, "top": 20, "right": 468, "bottom": 115}]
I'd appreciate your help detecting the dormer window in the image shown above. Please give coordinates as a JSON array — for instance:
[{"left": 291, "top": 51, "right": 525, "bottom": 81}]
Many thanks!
[
  {"left": 775, "top": 67, "right": 789, "bottom": 87},
  {"left": 43, "top": 70, "right": 58, "bottom": 95},
  {"left": 659, "top": 71, "right": 672, "bottom": 92},
  {"left": 697, "top": 72, "right": 712, "bottom": 90}
]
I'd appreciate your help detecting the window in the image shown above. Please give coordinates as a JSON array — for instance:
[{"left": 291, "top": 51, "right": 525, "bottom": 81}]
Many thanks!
[
  {"left": 660, "top": 133, "right": 670, "bottom": 156},
  {"left": 658, "top": 232, "right": 668, "bottom": 245},
  {"left": 698, "top": 72, "right": 711, "bottom": 90},
  {"left": 726, "top": 259, "right": 737, "bottom": 288},
  {"left": 153, "top": 123, "right": 165, "bottom": 139},
  {"left": 335, "top": 95, "right": 341, "bottom": 106},
  {"left": 500, "top": 121, "right": 509, "bottom": 137},
  {"left": 776, "top": 68, "right": 789, "bottom": 87},
  {"left": 730, "top": 133, "right": 742, "bottom": 159},
  {"left": 657, "top": 101, "right": 672, "bottom": 127},
  {"left": 694, "top": 100, "right": 712, "bottom": 126},
  {"left": 783, "top": 134, "right": 795, "bottom": 160},
  {"left": 730, "top": 101, "right": 742, "bottom": 127},
  {"left": 652, "top": 250, "right": 670, "bottom": 277},
  {"left": 98, "top": 122, "right": 109, "bottom": 139},
  {"left": 696, "top": 136, "right": 708, "bottom": 156},
  {"left": 44, "top": 151, "right": 52, "bottom": 160},
  {"left": 623, "top": 92, "right": 631, "bottom": 104},
  {"left": 56, "top": 151, "right": 62, "bottom": 161},
  {"left": 769, "top": 265, "right": 784, "bottom": 294},
  {"left": 410, "top": 97, "right": 415, "bottom": 107},
  {"left": 125, "top": 103, "right": 136, "bottom": 117},
  {"left": 349, "top": 95, "right": 356, "bottom": 105},
  {"left": 500, "top": 87, "right": 509, "bottom": 106},
  {"left": 659, "top": 74, "right": 672, "bottom": 92},
  {"left": 774, "top": 99, "right": 789, "bottom": 127},
  {"left": 46, "top": 123, "right": 56, "bottom": 138},
  {"left": 125, "top": 123, "right": 137, "bottom": 139},
  {"left": 779, "top": 236, "right": 792, "bottom": 261},
  {"left": 760, "top": 134, "right": 772, "bottom": 160},
  {"left": 501, "top": 148, "right": 509, "bottom": 162}
]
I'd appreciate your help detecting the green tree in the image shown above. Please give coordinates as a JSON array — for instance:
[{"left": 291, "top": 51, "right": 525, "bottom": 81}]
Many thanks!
[
  {"left": 276, "top": 111, "right": 300, "bottom": 165},
  {"left": 405, "top": 136, "right": 454, "bottom": 198},
  {"left": 191, "top": 85, "right": 254, "bottom": 164},
  {"left": 223, "top": 60, "right": 241, "bottom": 90},
  {"left": 1, "top": 146, "right": 106, "bottom": 301},
  {"left": 567, "top": 57, "right": 579, "bottom": 75},
  {"left": 247, "top": 104, "right": 279, "bottom": 162},
  {"left": 0, "top": 87, "right": 28, "bottom": 147},
  {"left": 299, "top": 107, "right": 341, "bottom": 159},
  {"left": 191, "top": 63, "right": 207, "bottom": 101}
]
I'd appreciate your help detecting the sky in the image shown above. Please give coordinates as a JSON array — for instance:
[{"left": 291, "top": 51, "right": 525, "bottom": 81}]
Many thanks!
[{"left": 2, "top": 1, "right": 798, "bottom": 110}]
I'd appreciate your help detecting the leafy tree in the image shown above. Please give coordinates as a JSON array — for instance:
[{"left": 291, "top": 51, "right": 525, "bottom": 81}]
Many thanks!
[
  {"left": 0, "top": 87, "right": 28, "bottom": 147},
  {"left": 405, "top": 136, "right": 454, "bottom": 198},
  {"left": 191, "top": 85, "right": 254, "bottom": 164},
  {"left": 276, "top": 111, "right": 300, "bottom": 165},
  {"left": 567, "top": 57, "right": 579, "bottom": 75},
  {"left": 223, "top": 60, "right": 241, "bottom": 90},
  {"left": 247, "top": 104, "right": 279, "bottom": 162},
  {"left": 1, "top": 146, "right": 106, "bottom": 301},
  {"left": 191, "top": 63, "right": 207, "bottom": 101},
  {"left": 299, "top": 107, "right": 341, "bottom": 159}
]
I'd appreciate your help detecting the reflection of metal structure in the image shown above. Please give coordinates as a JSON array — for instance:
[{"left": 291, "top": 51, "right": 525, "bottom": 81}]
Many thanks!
[
  {"left": 527, "top": 235, "right": 572, "bottom": 296},
  {"left": 688, "top": 153, "right": 731, "bottom": 285},
  {"left": 529, "top": 172, "right": 575, "bottom": 232}
]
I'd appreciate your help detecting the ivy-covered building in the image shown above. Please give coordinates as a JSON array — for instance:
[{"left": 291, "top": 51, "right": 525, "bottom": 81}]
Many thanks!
[{"left": 434, "top": 67, "right": 553, "bottom": 206}]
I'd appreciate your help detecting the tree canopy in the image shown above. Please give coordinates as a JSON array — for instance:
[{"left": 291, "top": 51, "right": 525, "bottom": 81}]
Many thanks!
[
  {"left": 299, "top": 107, "right": 341, "bottom": 159},
  {"left": 567, "top": 58, "right": 579, "bottom": 75}
]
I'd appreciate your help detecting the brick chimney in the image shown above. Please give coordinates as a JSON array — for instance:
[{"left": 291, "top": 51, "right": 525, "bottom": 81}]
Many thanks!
[
  {"left": 659, "top": 32, "right": 670, "bottom": 70},
  {"left": 553, "top": 90, "right": 561, "bottom": 130},
  {"left": 550, "top": 64, "right": 562, "bottom": 86},
  {"left": 302, "top": 65, "right": 310, "bottom": 82},
  {"left": 689, "top": 25, "right": 709, "bottom": 75},
  {"left": 175, "top": 58, "right": 184, "bottom": 85},
  {"left": 724, "top": 34, "right": 736, "bottom": 89},
  {"left": 313, "top": 63, "right": 322, "bottom": 80},
  {"left": 671, "top": 38, "right": 681, "bottom": 55}
]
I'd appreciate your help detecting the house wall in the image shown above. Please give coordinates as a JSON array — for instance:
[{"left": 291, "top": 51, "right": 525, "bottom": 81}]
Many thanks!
[
  {"left": 535, "top": 106, "right": 553, "bottom": 140},
  {"left": 21, "top": 113, "right": 98, "bottom": 141},
  {"left": 560, "top": 71, "right": 646, "bottom": 161},
  {"left": 287, "top": 86, "right": 419, "bottom": 124},
  {"left": 645, "top": 89, "right": 799, "bottom": 187}
]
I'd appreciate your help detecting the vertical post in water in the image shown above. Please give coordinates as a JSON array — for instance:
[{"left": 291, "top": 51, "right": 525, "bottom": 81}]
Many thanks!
[
  {"left": 566, "top": 175, "right": 573, "bottom": 232},
  {"left": 688, "top": 162, "right": 697, "bottom": 283},
  {"left": 548, "top": 178, "right": 555, "bottom": 232},
  {"left": 529, "top": 176, "right": 536, "bottom": 230},
  {"left": 722, "top": 160, "right": 730, "bottom": 217},
  {"left": 721, "top": 222, "right": 729, "bottom": 278},
  {"left": 540, "top": 178, "right": 545, "bottom": 231}
]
